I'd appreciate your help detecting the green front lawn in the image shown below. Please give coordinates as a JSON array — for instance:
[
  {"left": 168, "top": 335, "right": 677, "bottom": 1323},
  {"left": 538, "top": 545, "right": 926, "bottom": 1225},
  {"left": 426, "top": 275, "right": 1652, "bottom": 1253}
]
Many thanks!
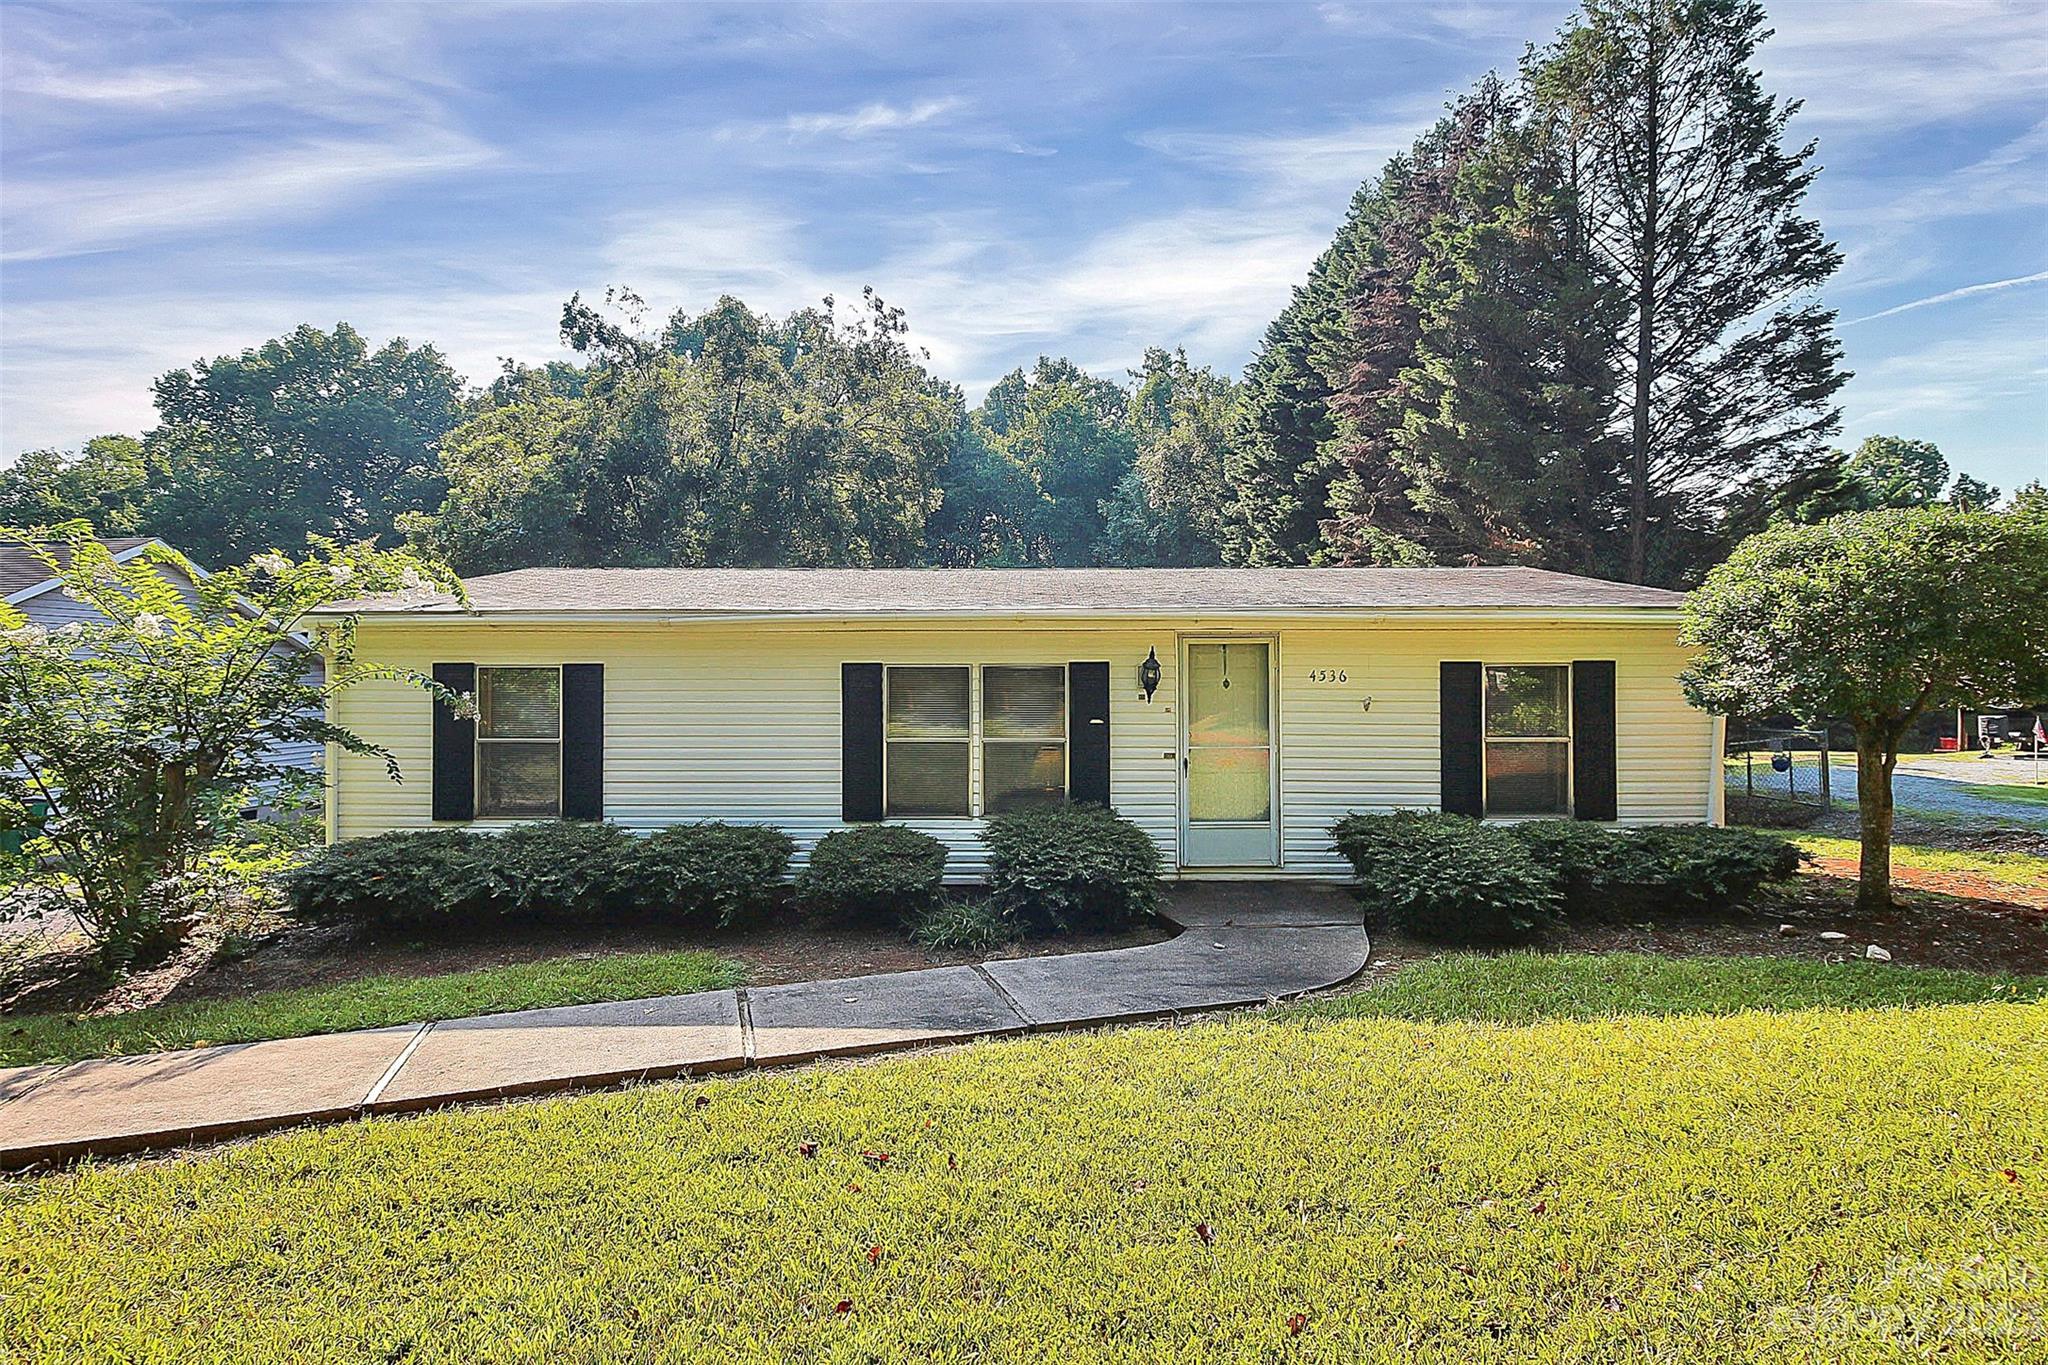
[
  {"left": 1961, "top": 781, "right": 2048, "bottom": 806},
  {"left": 5, "top": 955, "right": 2042, "bottom": 1362},
  {"left": 1292, "top": 951, "right": 2046, "bottom": 1024},
  {"left": 0, "top": 949, "right": 744, "bottom": 1068},
  {"left": 1791, "top": 832, "right": 2048, "bottom": 891}
]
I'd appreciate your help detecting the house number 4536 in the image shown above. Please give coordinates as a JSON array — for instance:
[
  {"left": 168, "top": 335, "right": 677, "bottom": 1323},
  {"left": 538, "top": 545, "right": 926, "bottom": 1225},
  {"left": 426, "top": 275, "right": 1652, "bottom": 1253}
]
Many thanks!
[{"left": 1306, "top": 668, "right": 1348, "bottom": 684}]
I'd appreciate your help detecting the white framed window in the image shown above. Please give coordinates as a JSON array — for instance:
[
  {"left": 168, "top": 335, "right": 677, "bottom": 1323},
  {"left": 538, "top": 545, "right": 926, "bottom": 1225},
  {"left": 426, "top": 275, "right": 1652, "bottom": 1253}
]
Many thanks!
[
  {"left": 982, "top": 665, "right": 1067, "bottom": 813},
  {"left": 885, "top": 666, "right": 972, "bottom": 817},
  {"left": 1483, "top": 664, "right": 1571, "bottom": 816},
  {"left": 476, "top": 666, "right": 563, "bottom": 818},
  {"left": 880, "top": 663, "right": 1069, "bottom": 818}
]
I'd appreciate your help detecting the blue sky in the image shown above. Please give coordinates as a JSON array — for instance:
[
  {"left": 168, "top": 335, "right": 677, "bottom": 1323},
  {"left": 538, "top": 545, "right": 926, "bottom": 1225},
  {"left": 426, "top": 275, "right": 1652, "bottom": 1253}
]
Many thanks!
[{"left": 2, "top": 0, "right": 2043, "bottom": 492}]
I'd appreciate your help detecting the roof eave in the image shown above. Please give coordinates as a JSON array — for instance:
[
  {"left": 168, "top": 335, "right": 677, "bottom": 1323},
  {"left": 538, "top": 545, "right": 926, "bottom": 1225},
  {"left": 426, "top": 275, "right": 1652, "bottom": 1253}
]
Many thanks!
[{"left": 305, "top": 603, "right": 1686, "bottom": 626}]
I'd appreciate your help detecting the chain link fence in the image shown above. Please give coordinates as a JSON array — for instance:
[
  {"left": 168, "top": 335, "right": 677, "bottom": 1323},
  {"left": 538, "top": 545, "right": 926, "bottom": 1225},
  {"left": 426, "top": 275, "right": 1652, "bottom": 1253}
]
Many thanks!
[{"left": 1725, "top": 726, "right": 1833, "bottom": 826}]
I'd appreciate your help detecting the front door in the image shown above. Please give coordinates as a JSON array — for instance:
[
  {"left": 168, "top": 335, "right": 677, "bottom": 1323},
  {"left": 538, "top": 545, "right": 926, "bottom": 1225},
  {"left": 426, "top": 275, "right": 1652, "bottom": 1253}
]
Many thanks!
[{"left": 1180, "top": 639, "right": 1279, "bottom": 867}]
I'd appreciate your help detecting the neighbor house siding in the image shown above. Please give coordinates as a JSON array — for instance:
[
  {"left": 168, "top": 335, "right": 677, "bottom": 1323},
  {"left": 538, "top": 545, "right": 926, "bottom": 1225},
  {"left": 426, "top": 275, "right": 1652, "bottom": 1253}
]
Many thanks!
[{"left": 328, "top": 617, "right": 1713, "bottom": 879}]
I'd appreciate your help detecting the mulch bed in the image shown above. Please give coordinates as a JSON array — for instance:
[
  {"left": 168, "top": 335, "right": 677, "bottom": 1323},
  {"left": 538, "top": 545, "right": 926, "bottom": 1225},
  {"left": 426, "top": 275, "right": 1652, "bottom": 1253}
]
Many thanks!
[
  {"left": 3, "top": 908, "right": 1174, "bottom": 1023},
  {"left": 1352, "top": 874, "right": 2047, "bottom": 979}
]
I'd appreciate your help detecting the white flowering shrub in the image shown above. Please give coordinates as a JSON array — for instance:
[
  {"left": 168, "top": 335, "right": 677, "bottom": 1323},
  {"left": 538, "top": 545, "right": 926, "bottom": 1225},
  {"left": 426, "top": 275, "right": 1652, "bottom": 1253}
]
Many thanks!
[{"left": 0, "top": 522, "right": 466, "bottom": 966}]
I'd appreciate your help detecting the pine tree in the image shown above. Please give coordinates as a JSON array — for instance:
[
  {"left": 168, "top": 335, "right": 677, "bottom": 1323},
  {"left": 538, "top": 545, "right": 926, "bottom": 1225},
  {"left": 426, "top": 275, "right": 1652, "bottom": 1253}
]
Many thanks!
[
  {"left": 1531, "top": 0, "right": 1848, "bottom": 584},
  {"left": 1388, "top": 93, "right": 1627, "bottom": 572},
  {"left": 1219, "top": 187, "right": 1384, "bottom": 565},
  {"left": 1318, "top": 79, "right": 1520, "bottom": 566}
]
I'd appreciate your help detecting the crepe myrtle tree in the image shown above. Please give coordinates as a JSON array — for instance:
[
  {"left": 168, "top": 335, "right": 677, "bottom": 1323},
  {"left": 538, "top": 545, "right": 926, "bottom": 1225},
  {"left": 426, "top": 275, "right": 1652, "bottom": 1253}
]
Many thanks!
[
  {"left": 1680, "top": 507, "right": 2048, "bottom": 909},
  {"left": 0, "top": 523, "right": 467, "bottom": 967}
]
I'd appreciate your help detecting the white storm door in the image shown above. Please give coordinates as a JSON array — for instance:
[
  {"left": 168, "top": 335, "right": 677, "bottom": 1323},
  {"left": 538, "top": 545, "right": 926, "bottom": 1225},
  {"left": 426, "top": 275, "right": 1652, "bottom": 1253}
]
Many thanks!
[{"left": 1179, "top": 639, "right": 1278, "bottom": 867}]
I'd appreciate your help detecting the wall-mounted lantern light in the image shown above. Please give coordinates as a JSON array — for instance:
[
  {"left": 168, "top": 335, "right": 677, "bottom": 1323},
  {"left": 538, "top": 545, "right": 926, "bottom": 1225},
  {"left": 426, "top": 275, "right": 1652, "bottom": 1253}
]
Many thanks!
[{"left": 1138, "top": 647, "right": 1162, "bottom": 702}]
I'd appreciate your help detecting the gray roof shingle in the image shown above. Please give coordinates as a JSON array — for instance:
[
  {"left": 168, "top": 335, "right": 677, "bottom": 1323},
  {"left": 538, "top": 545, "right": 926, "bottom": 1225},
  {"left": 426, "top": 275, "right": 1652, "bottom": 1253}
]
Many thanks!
[
  {"left": 327, "top": 566, "right": 1685, "bottom": 618},
  {"left": 0, "top": 538, "right": 156, "bottom": 597}
]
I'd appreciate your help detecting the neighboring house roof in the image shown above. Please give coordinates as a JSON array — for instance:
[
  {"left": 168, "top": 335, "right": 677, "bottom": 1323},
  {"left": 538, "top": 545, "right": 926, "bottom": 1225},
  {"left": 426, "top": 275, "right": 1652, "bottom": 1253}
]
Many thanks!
[
  {"left": 323, "top": 566, "right": 1687, "bottom": 620},
  {"left": 2, "top": 537, "right": 165, "bottom": 604}
]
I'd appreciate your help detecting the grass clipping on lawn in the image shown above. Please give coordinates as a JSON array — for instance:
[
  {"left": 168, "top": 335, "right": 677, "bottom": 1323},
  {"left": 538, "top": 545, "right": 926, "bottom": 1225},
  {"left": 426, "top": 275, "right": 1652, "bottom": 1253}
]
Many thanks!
[{"left": 5, "top": 996, "right": 2043, "bottom": 1362}]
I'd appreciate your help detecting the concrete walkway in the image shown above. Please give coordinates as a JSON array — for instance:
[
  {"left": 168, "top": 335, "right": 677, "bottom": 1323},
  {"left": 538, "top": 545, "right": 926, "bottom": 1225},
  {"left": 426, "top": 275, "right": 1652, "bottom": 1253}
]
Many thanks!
[{"left": 0, "top": 886, "right": 1366, "bottom": 1169}]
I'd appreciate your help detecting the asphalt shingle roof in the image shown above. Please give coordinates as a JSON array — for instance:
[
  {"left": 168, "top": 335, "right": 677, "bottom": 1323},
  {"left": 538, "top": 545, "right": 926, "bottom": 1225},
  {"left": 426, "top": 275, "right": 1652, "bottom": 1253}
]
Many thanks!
[
  {"left": 0, "top": 538, "right": 156, "bottom": 597},
  {"left": 329, "top": 566, "right": 1685, "bottom": 617}
]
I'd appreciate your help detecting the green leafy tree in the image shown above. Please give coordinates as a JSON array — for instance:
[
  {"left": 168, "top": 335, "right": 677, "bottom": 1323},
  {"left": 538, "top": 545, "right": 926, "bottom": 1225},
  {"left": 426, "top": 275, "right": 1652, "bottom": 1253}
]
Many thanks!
[
  {"left": 1533, "top": 0, "right": 1849, "bottom": 584},
  {"left": 0, "top": 524, "right": 463, "bottom": 965},
  {"left": 961, "top": 358, "right": 1135, "bottom": 565},
  {"left": 1680, "top": 508, "right": 2048, "bottom": 909},
  {"left": 409, "top": 291, "right": 961, "bottom": 570},
  {"left": 1843, "top": 435, "right": 1949, "bottom": 509},
  {"left": 0, "top": 436, "right": 155, "bottom": 534},
  {"left": 1098, "top": 349, "right": 1234, "bottom": 566},
  {"left": 144, "top": 323, "right": 465, "bottom": 566},
  {"left": 1946, "top": 473, "right": 1999, "bottom": 512}
]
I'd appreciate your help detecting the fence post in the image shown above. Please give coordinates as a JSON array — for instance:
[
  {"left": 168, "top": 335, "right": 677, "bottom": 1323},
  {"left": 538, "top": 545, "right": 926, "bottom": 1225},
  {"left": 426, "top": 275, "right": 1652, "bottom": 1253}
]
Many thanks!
[{"left": 1818, "top": 728, "right": 1831, "bottom": 810}]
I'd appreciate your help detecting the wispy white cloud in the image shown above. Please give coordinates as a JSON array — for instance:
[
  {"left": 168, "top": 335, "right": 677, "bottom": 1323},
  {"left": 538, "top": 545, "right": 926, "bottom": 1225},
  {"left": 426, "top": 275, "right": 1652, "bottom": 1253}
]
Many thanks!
[
  {"left": 1844, "top": 270, "right": 2048, "bottom": 325},
  {"left": 784, "top": 97, "right": 965, "bottom": 139},
  {"left": 1, "top": 129, "right": 499, "bottom": 262}
]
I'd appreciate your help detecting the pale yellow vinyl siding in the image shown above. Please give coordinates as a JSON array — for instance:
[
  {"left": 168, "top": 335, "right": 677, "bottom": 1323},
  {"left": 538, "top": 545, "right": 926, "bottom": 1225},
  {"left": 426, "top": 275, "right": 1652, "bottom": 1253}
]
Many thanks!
[{"left": 328, "top": 617, "right": 1715, "bottom": 879}]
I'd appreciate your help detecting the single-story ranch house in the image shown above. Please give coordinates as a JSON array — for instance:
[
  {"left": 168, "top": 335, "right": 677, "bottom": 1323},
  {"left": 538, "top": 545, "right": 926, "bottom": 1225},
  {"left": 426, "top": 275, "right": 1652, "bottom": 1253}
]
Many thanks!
[{"left": 312, "top": 567, "right": 1723, "bottom": 880}]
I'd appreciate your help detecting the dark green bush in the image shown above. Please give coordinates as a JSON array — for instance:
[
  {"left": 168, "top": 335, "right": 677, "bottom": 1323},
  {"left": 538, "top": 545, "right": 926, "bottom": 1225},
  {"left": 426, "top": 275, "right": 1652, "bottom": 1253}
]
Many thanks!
[
  {"left": 909, "top": 898, "right": 1016, "bottom": 952},
  {"left": 488, "top": 820, "right": 639, "bottom": 917},
  {"left": 284, "top": 829, "right": 497, "bottom": 925},
  {"left": 1506, "top": 820, "right": 1801, "bottom": 917},
  {"left": 603, "top": 822, "right": 795, "bottom": 925},
  {"left": 797, "top": 825, "right": 949, "bottom": 925},
  {"left": 982, "top": 804, "right": 1161, "bottom": 934},
  {"left": 1329, "top": 811, "right": 1560, "bottom": 944}
]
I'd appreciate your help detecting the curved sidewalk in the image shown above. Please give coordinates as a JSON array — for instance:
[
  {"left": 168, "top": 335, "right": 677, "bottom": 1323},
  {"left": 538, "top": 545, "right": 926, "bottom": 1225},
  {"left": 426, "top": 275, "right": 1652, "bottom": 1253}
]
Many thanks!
[{"left": 0, "top": 886, "right": 1367, "bottom": 1170}]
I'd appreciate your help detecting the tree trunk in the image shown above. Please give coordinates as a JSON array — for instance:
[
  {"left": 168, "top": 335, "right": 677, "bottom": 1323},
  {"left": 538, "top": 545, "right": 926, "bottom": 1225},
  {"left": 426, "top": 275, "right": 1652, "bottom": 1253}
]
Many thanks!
[{"left": 1855, "top": 729, "right": 1895, "bottom": 911}]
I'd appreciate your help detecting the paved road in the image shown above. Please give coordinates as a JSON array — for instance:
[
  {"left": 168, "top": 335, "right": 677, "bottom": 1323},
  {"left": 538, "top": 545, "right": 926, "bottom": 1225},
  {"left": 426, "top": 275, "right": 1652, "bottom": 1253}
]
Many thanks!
[{"left": 1827, "top": 759, "right": 2048, "bottom": 828}]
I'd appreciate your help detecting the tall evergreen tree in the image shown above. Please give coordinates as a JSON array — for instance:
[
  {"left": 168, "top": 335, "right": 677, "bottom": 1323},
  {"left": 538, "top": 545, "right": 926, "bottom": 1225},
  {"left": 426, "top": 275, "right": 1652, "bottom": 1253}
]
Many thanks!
[
  {"left": 1532, "top": 0, "right": 1848, "bottom": 584},
  {"left": 1319, "top": 78, "right": 1520, "bottom": 566},
  {"left": 1386, "top": 90, "right": 1627, "bottom": 573},
  {"left": 1219, "top": 187, "right": 1384, "bottom": 565}
]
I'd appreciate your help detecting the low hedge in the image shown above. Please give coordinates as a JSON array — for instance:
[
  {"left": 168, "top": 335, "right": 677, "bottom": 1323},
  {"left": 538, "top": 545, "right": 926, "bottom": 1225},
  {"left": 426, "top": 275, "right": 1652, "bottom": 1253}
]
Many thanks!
[
  {"left": 1507, "top": 820, "right": 1804, "bottom": 918},
  {"left": 797, "top": 825, "right": 949, "bottom": 926},
  {"left": 601, "top": 823, "right": 795, "bottom": 925},
  {"left": 284, "top": 830, "right": 501, "bottom": 926},
  {"left": 1329, "top": 812, "right": 1803, "bottom": 944},
  {"left": 286, "top": 821, "right": 793, "bottom": 928},
  {"left": 983, "top": 804, "right": 1161, "bottom": 934},
  {"left": 1330, "top": 811, "right": 1562, "bottom": 944}
]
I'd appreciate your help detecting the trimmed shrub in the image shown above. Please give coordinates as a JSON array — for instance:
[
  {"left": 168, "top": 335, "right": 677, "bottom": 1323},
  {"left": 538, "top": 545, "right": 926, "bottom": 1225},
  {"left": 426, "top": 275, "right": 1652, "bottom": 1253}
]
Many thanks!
[
  {"left": 797, "top": 825, "right": 949, "bottom": 926},
  {"left": 982, "top": 804, "right": 1161, "bottom": 934},
  {"left": 909, "top": 898, "right": 1016, "bottom": 952},
  {"left": 284, "top": 830, "right": 497, "bottom": 926},
  {"left": 603, "top": 822, "right": 795, "bottom": 925},
  {"left": 1331, "top": 811, "right": 1561, "bottom": 944},
  {"left": 1507, "top": 820, "right": 1802, "bottom": 918},
  {"left": 488, "top": 820, "right": 639, "bottom": 917},
  {"left": 1329, "top": 813, "right": 1803, "bottom": 944}
]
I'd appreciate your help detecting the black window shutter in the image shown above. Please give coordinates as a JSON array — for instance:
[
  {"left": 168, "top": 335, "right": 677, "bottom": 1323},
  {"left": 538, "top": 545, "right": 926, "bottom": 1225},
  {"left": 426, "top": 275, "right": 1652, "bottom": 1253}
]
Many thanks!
[
  {"left": 431, "top": 662, "right": 476, "bottom": 822},
  {"left": 1439, "top": 661, "right": 1483, "bottom": 817},
  {"left": 1068, "top": 661, "right": 1111, "bottom": 806},
  {"left": 1571, "top": 660, "right": 1618, "bottom": 821},
  {"left": 562, "top": 664, "right": 604, "bottom": 820},
  {"left": 841, "top": 663, "right": 885, "bottom": 821}
]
